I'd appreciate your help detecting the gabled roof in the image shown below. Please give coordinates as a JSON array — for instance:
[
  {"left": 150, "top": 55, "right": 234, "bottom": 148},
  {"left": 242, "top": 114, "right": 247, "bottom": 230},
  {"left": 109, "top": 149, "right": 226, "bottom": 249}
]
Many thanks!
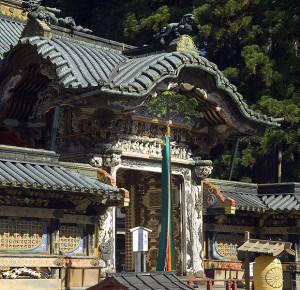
[
  {"left": 238, "top": 239, "right": 295, "bottom": 256},
  {"left": 203, "top": 179, "right": 300, "bottom": 214},
  {"left": 88, "top": 272, "right": 193, "bottom": 290},
  {"left": 5, "top": 36, "right": 281, "bottom": 131}
]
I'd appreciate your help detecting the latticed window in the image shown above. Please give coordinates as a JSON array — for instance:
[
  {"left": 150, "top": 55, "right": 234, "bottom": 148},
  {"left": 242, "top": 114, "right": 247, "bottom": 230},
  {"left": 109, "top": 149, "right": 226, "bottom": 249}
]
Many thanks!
[
  {"left": 213, "top": 233, "right": 244, "bottom": 259},
  {"left": 59, "top": 225, "right": 84, "bottom": 254},
  {"left": 0, "top": 219, "right": 47, "bottom": 252}
]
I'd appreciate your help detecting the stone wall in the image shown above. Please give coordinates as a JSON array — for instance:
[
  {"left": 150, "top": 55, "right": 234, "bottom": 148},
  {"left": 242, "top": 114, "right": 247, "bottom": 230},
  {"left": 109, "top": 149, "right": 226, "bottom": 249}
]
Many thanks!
[{"left": 0, "top": 279, "right": 61, "bottom": 290}]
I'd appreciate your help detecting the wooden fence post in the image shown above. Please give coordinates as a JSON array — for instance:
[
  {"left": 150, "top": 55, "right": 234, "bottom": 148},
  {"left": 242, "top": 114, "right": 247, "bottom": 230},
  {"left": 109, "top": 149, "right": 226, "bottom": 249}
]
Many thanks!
[
  {"left": 232, "top": 280, "right": 237, "bottom": 290},
  {"left": 226, "top": 280, "right": 231, "bottom": 290},
  {"left": 207, "top": 280, "right": 212, "bottom": 290}
]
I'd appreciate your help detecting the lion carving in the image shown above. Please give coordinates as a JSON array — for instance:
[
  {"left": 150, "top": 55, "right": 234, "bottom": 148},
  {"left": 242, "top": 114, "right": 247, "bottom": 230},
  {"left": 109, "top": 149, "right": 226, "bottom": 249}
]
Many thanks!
[{"left": 154, "top": 14, "right": 195, "bottom": 45}]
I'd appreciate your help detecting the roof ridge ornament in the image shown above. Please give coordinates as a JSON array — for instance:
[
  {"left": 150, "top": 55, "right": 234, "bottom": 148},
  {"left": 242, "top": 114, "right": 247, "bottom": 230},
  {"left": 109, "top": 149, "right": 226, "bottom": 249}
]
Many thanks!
[
  {"left": 154, "top": 14, "right": 195, "bottom": 45},
  {"left": 22, "top": 0, "right": 93, "bottom": 34}
]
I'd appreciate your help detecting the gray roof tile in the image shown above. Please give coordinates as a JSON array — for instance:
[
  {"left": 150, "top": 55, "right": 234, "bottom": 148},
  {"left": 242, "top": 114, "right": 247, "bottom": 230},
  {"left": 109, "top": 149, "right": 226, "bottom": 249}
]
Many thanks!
[
  {"left": 222, "top": 191, "right": 265, "bottom": 211},
  {"left": 0, "top": 17, "right": 24, "bottom": 57},
  {"left": 0, "top": 145, "right": 119, "bottom": 196},
  {"left": 206, "top": 179, "right": 300, "bottom": 212},
  {"left": 89, "top": 272, "right": 193, "bottom": 290},
  {"left": 4, "top": 33, "right": 280, "bottom": 128},
  {"left": 13, "top": 36, "right": 127, "bottom": 89}
]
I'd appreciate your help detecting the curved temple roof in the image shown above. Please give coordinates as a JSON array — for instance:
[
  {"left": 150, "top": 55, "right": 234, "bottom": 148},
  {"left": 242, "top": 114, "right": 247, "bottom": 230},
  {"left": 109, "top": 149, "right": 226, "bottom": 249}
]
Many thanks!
[
  {"left": 0, "top": 4, "right": 280, "bottom": 133},
  {"left": 4, "top": 35, "right": 281, "bottom": 130},
  {"left": 11, "top": 36, "right": 127, "bottom": 88}
]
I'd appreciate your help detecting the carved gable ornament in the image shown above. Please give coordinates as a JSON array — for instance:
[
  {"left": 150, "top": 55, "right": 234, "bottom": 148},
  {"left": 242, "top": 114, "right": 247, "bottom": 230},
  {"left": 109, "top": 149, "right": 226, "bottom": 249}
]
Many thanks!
[
  {"left": 202, "top": 180, "right": 235, "bottom": 215},
  {"left": 22, "top": 18, "right": 52, "bottom": 39},
  {"left": 177, "top": 35, "right": 199, "bottom": 56}
]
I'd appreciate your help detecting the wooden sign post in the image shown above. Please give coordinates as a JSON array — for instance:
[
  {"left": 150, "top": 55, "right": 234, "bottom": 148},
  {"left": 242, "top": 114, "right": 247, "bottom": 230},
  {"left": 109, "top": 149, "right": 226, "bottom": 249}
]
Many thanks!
[{"left": 130, "top": 227, "right": 152, "bottom": 272}]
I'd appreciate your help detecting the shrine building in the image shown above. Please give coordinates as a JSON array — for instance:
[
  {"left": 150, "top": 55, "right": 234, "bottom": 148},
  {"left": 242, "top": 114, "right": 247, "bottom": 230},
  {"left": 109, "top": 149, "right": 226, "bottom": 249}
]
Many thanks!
[
  {"left": 202, "top": 179, "right": 299, "bottom": 289},
  {"left": 0, "top": 0, "right": 298, "bottom": 289}
]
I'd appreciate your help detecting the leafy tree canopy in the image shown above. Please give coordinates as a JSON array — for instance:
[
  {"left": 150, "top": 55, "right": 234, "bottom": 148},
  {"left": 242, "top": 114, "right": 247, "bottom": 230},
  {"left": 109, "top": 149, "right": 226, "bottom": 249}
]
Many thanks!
[{"left": 147, "top": 91, "right": 198, "bottom": 124}]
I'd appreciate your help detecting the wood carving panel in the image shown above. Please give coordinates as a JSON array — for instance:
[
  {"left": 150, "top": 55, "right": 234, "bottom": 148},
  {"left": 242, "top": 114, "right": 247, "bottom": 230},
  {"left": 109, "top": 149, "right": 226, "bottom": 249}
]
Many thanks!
[{"left": 140, "top": 179, "right": 182, "bottom": 273}]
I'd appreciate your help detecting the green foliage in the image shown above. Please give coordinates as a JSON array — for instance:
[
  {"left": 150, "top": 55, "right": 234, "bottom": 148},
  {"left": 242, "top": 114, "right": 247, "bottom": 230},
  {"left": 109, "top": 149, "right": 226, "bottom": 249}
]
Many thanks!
[
  {"left": 241, "top": 45, "right": 274, "bottom": 87},
  {"left": 222, "top": 67, "right": 240, "bottom": 81},
  {"left": 147, "top": 91, "right": 198, "bottom": 124},
  {"left": 192, "top": 0, "right": 299, "bottom": 182},
  {"left": 124, "top": 6, "right": 171, "bottom": 44}
]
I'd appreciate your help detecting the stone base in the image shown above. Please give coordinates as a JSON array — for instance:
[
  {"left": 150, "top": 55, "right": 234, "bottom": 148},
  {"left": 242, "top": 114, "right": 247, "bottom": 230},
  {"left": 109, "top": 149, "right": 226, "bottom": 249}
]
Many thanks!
[{"left": 0, "top": 279, "right": 61, "bottom": 290}]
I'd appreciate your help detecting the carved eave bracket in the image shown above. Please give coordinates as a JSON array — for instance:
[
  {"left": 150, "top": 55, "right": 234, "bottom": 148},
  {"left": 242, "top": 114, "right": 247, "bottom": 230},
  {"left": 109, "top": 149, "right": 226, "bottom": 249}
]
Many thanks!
[
  {"left": 87, "top": 148, "right": 122, "bottom": 168},
  {"left": 202, "top": 180, "right": 235, "bottom": 215}
]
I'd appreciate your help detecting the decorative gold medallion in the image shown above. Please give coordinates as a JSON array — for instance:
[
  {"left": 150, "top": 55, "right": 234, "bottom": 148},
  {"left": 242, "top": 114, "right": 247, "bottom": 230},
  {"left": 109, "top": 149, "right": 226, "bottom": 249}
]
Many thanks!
[
  {"left": 177, "top": 35, "right": 199, "bottom": 56},
  {"left": 265, "top": 267, "right": 283, "bottom": 288}
]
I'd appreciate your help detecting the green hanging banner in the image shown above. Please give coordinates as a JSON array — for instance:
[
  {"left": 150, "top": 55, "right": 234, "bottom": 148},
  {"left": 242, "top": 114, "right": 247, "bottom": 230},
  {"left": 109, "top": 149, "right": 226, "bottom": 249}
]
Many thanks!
[{"left": 156, "top": 129, "right": 176, "bottom": 271}]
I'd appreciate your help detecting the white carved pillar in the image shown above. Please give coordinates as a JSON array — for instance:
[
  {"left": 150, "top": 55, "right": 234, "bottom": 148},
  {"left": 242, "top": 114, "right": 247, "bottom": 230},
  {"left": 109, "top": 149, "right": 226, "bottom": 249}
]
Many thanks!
[
  {"left": 184, "top": 168, "right": 203, "bottom": 276},
  {"left": 99, "top": 207, "right": 115, "bottom": 275},
  {"left": 190, "top": 184, "right": 203, "bottom": 276},
  {"left": 109, "top": 164, "right": 121, "bottom": 273},
  {"left": 185, "top": 161, "right": 213, "bottom": 277},
  {"left": 86, "top": 151, "right": 122, "bottom": 276}
]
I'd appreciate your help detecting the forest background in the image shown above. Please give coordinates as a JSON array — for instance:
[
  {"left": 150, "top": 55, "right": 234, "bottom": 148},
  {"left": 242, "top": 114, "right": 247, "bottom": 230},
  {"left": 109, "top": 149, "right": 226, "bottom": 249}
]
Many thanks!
[{"left": 44, "top": 0, "right": 299, "bottom": 183}]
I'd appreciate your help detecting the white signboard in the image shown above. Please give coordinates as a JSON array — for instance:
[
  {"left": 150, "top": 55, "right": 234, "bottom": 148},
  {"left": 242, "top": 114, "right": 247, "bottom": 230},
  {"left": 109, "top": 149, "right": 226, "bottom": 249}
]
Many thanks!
[
  {"left": 130, "top": 227, "right": 152, "bottom": 252},
  {"left": 250, "top": 262, "right": 254, "bottom": 277}
]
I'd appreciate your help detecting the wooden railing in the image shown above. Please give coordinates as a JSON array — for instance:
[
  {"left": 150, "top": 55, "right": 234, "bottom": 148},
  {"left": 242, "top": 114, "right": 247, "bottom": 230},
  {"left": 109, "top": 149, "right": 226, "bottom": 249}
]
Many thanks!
[{"left": 181, "top": 279, "right": 254, "bottom": 289}]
